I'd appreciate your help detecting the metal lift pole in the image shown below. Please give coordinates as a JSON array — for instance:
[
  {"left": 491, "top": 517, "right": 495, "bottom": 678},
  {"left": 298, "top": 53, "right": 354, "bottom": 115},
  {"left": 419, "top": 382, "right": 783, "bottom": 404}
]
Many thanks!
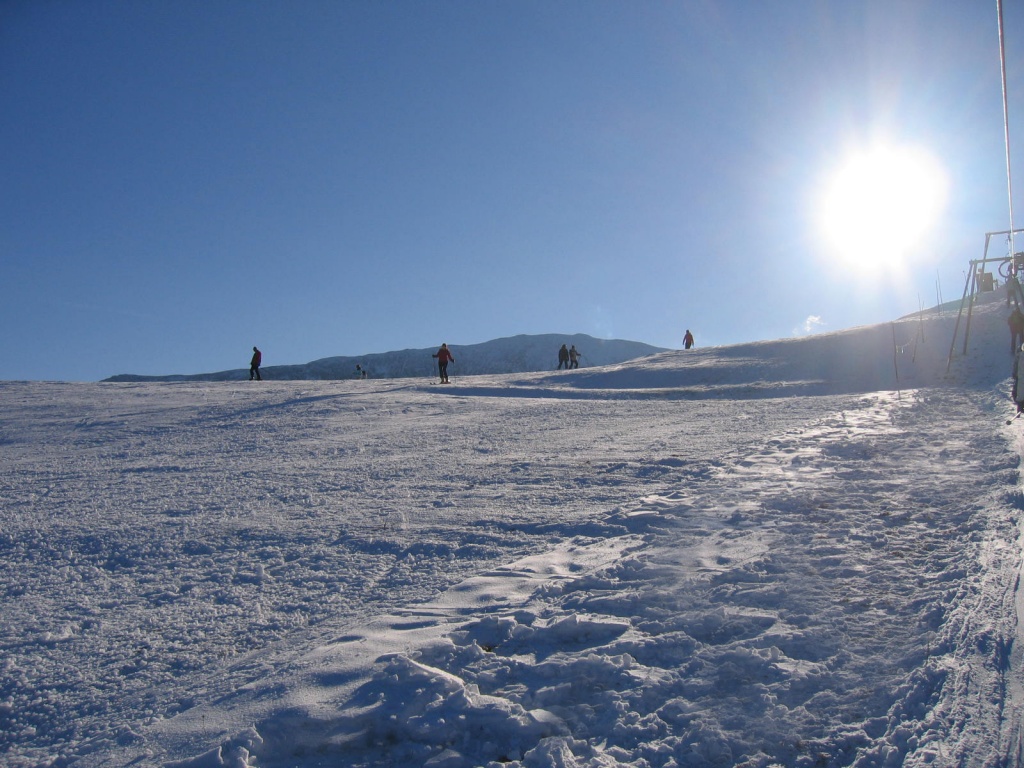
[
  {"left": 961, "top": 262, "right": 981, "bottom": 358},
  {"left": 998, "top": 0, "right": 1016, "bottom": 256},
  {"left": 947, "top": 237, "right": 988, "bottom": 370}
]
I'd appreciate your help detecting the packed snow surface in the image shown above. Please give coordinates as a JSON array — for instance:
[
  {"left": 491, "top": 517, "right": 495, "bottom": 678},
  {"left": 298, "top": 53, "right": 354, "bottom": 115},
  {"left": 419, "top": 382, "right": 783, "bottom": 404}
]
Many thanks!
[{"left": 2, "top": 294, "right": 1023, "bottom": 767}]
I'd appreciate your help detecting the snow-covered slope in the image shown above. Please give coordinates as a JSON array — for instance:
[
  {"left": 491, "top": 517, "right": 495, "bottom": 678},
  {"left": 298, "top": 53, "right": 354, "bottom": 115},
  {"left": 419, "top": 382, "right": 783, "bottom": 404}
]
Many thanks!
[
  {"left": 2, "top": 291, "right": 1022, "bottom": 768},
  {"left": 102, "top": 334, "right": 666, "bottom": 382}
]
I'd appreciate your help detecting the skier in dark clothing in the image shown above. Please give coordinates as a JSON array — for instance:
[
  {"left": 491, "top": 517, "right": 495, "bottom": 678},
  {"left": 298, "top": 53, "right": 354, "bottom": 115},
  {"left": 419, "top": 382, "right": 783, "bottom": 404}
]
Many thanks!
[
  {"left": 1009, "top": 308, "right": 1024, "bottom": 354},
  {"left": 432, "top": 343, "right": 454, "bottom": 383},
  {"left": 1014, "top": 344, "right": 1024, "bottom": 413},
  {"left": 683, "top": 330, "right": 695, "bottom": 350},
  {"left": 557, "top": 344, "right": 570, "bottom": 369},
  {"left": 249, "top": 347, "right": 262, "bottom": 381}
]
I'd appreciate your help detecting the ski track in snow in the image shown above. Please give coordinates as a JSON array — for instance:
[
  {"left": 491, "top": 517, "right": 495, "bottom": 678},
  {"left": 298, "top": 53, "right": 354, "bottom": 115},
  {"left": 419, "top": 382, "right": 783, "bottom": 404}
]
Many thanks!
[
  {"left": 1, "top": 298, "right": 1024, "bottom": 767},
  {"left": 219, "top": 389, "right": 1019, "bottom": 768},
  {"left": 0, "top": 381, "right": 840, "bottom": 767}
]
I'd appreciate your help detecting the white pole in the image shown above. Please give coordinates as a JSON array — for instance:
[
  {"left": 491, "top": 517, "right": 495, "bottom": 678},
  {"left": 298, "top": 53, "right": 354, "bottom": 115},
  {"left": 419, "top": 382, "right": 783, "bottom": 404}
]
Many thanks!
[{"left": 998, "top": 0, "right": 1016, "bottom": 256}]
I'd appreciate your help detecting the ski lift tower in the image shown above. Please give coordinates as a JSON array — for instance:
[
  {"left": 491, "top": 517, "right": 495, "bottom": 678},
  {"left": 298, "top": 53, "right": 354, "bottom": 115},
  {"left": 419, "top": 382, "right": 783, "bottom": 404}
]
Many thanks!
[
  {"left": 947, "top": 0, "right": 1020, "bottom": 369},
  {"left": 946, "top": 229, "right": 1024, "bottom": 368}
]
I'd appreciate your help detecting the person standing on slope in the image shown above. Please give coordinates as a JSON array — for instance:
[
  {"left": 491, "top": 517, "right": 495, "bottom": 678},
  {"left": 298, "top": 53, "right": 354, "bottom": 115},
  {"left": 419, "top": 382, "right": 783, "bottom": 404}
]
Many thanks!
[
  {"left": 1014, "top": 344, "right": 1024, "bottom": 414},
  {"left": 683, "top": 330, "right": 695, "bottom": 350},
  {"left": 432, "top": 343, "right": 454, "bottom": 383},
  {"left": 249, "top": 346, "right": 262, "bottom": 381},
  {"left": 1008, "top": 308, "right": 1024, "bottom": 355},
  {"left": 569, "top": 345, "right": 581, "bottom": 369},
  {"left": 557, "top": 344, "right": 570, "bottom": 369}
]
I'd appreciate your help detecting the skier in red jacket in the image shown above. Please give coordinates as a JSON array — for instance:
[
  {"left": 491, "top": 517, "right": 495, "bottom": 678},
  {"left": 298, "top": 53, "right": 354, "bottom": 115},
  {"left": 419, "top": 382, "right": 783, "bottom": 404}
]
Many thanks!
[
  {"left": 432, "top": 343, "right": 454, "bottom": 383},
  {"left": 249, "top": 346, "right": 262, "bottom": 381}
]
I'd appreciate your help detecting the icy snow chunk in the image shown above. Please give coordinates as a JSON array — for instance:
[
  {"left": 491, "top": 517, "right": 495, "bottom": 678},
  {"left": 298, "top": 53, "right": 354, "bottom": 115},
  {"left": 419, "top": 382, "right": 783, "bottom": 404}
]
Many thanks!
[
  {"left": 424, "top": 747, "right": 468, "bottom": 767},
  {"left": 540, "top": 613, "right": 630, "bottom": 645},
  {"left": 167, "top": 727, "right": 263, "bottom": 768},
  {"left": 521, "top": 736, "right": 622, "bottom": 767},
  {"left": 335, "top": 653, "right": 568, "bottom": 760},
  {"left": 36, "top": 625, "right": 76, "bottom": 645}
]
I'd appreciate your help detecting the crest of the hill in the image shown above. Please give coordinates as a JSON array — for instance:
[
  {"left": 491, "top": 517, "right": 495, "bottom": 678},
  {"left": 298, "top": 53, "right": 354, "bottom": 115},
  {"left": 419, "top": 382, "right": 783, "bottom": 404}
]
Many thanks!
[{"left": 103, "top": 333, "right": 667, "bottom": 382}]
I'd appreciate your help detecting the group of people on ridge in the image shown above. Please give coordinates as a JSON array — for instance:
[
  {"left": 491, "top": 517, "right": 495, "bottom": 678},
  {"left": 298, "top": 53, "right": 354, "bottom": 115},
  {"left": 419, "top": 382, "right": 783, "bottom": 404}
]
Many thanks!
[
  {"left": 557, "top": 344, "right": 582, "bottom": 370},
  {"left": 249, "top": 328, "right": 695, "bottom": 385}
]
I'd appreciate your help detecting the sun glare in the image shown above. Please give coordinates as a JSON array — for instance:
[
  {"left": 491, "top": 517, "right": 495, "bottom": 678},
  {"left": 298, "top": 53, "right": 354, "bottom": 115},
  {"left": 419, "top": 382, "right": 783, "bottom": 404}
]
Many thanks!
[{"left": 817, "top": 144, "right": 948, "bottom": 274}]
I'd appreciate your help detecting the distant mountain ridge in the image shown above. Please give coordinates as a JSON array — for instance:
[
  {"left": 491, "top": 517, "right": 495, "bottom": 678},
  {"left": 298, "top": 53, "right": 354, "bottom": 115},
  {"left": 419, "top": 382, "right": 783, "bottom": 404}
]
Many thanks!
[{"left": 102, "top": 334, "right": 667, "bottom": 382}]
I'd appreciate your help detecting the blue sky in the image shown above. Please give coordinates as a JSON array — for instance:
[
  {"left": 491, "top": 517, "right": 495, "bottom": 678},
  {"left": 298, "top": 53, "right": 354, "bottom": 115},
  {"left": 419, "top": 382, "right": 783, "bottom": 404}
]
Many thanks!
[{"left": 2, "top": 1, "right": 1022, "bottom": 381}]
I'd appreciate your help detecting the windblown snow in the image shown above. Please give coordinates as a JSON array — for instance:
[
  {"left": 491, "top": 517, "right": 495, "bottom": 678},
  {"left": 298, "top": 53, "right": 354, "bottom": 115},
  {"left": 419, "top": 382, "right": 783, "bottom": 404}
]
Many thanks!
[{"left": 2, "top": 294, "right": 1023, "bottom": 767}]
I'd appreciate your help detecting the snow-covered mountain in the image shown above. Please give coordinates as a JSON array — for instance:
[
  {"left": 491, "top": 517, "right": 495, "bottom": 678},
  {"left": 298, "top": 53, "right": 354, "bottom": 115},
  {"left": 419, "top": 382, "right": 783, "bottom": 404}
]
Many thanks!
[
  {"left": 102, "top": 333, "right": 666, "bottom": 382},
  {"left": 3, "top": 290, "right": 1023, "bottom": 768}
]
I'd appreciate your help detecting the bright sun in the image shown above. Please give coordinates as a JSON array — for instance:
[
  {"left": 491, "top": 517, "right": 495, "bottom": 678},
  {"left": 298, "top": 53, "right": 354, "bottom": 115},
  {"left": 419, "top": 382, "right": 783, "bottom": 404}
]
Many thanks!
[{"left": 817, "top": 144, "right": 948, "bottom": 274}]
